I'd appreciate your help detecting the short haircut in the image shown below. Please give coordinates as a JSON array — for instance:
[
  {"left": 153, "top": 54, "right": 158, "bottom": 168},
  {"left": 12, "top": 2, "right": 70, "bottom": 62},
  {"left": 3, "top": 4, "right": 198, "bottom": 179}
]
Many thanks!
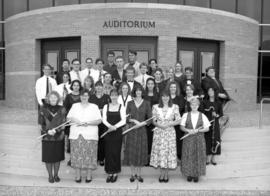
[
  {"left": 185, "top": 66, "right": 193, "bottom": 72},
  {"left": 95, "top": 80, "right": 103, "bottom": 87},
  {"left": 131, "top": 84, "right": 145, "bottom": 98},
  {"left": 115, "top": 56, "right": 124, "bottom": 61},
  {"left": 128, "top": 50, "right": 137, "bottom": 56},
  {"left": 104, "top": 72, "right": 112, "bottom": 78},
  {"left": 139, "top": 62, "right": 148, "bottom": 69},
  {"left": 190, "top": 97, "right": 200, "bottom": 106},
  {"left": 85, "top": 57, "right": 93, "bottom": 63},
  {"left": 158, "top": 90, "right": 173, "bottom": 108},
  {"left": 45, "top": 91, "right": 60, "bottom": 105},
  {"left": 118, "top": 82, "right": 131, "bottom": 95},
  {"left": 126, "top": 66, "right": 136, "bottom": 74},
  {"left": 95, "top": 58, "right": 104, "bottom": 64},
  {"left": 107, "top": 50, "right": 115, "bottom": 56},
  {"left": 149, "top": 58, "right": 157, "bottom": 64},
  {"left": 42, "top": 64, "right": 53, "bottom": 70},
  {"left": 110, "top": 88, "right": 119, "bottom": 96},
  {"left": 70, "top": 79, "right": 83, "bottom": 91},
  {"left": 205, "top": 66, "right": 215, "bottom": 73},
  {"left": 175, "top": 61, "right": 182, "bottom": 66},
  {"left": 72, "top": 58, "right": 80, "bottom": 64},
  {"left": 62, "top": 59, "right": 70, "bottom": 64}
]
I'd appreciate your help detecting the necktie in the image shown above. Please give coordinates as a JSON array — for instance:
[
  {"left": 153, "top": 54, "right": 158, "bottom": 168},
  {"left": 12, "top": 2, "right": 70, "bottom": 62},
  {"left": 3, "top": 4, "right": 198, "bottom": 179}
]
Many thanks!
[
  {"left": 142, "top": 75, "right": 145, "bottom": 87},
  {"left": 46, "top": 77, "right": 49, "bottom": 95},
  {"left": 99, "top": 71, "right": 102, "bottom": 81},
  {"left": 213, "top": 78, "right": 220, "bottom": 89},
  {"left": 88, "top": 69, "right": 91, "bottom": 76},
  {"left": 63, "top": 84, "right": 68, "bottom": 99},
  {"left": 76, "top": 71, "right": 81, "bottom": 82}
]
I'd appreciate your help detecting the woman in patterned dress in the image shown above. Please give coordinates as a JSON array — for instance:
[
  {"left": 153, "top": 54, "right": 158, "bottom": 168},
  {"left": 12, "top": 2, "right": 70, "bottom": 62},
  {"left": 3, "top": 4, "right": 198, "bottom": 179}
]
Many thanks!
[
  {"left": 150, "top": 91, "right": 181, "bottom": 183},
  {"left": 124, "top": 85, "right": 152, "bottom": 183},
  {"left": 67, "top": 89, "right": 102, "bottom": 183},
  {"left": 40, "top": 91, "right": 66, "bottom": 183},
  {"left": 180, "top": 97, "right": 211, "bottom": 183}
]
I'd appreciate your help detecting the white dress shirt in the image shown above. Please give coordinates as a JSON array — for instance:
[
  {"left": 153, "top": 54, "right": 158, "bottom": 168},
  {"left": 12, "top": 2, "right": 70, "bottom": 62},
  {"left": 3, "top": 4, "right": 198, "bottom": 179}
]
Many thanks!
[
  {"left": 102, "top": 104, "right": 126, "bottom": 128},
  {"left": 180, "top": 112, "right": 211, "bottom": 129},
  {"left": 124, "top": 61, "right": 141, "bottom": 77},
  {"left": 135, "top": 74, "right": 153, "bottom": 88},
  {"left": 35, "top": 75, "right": 57, "bottom": 106},
  {"left": 80, "top": 68, "right": 100, "bottom": 83},
  {"left": 55, "top": 82, "right": 72, "bottom": 105},
  {"left": 69, "top": 70, "right": 84, "bottom": 82},
  {"left": 67, "top": 103, "right": 102, "bottom": 140}
]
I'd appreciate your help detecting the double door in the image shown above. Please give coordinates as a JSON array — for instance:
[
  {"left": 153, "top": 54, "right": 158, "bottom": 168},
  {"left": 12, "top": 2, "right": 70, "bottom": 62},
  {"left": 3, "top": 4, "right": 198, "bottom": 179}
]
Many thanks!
[
  {"left": 41, "top": 37, "right": 81, "bottom": 76},
  {"left": 178, "top": 38, "right": 220, "bottom": 81},
  {"left": 101, "top": 36, "right": 157, "bottom": 65}
]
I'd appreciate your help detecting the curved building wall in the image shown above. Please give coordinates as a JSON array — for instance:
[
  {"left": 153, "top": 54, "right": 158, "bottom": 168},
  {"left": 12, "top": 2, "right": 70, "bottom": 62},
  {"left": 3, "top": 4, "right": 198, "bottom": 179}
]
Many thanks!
[{"left": 5, "top": 3, "right": 259, "bottom": 111}]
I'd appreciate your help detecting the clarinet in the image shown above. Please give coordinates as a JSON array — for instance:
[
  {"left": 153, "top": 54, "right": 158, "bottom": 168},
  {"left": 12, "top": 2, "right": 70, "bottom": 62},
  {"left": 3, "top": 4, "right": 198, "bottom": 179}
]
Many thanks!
[{"left": 205, "top": 106, "right": 220, "bottom": 154}]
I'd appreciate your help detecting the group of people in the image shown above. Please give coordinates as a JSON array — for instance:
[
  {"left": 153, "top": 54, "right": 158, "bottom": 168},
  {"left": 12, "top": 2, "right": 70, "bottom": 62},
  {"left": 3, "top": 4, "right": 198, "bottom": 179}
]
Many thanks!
[{"left": 35, "top": 50, "right": 230, "bottom": 184}]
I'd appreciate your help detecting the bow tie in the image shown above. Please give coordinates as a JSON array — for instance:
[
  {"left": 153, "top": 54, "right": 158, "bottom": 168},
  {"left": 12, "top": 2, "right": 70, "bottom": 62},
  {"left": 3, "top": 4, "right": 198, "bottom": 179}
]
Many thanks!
[{"left": 127, "top": 80, "right": 134, "bottom": 83}]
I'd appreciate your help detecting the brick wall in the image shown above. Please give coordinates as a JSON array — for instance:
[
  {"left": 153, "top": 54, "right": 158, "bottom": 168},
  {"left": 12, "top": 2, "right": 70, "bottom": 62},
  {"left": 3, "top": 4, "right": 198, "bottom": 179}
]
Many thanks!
[{"left": 4, "top": 3, "right": 259, "bottom": 110}]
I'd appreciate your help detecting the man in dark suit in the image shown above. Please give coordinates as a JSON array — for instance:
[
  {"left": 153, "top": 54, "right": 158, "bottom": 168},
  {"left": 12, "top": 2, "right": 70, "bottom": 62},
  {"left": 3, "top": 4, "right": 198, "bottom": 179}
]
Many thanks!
[
  {"left": 103, "top": 50, "right": 117, "bottom": 75},
  {"left": 179, "top": 67, "right": 204, "bottom": 97},
  {"left": 56, "top": 59, "right": 70, "bottom": 84},
  {"left": 201, "top": 66, "right": 230, "bottom": 104},
  {"left": 124, "top": 66, "right": 141, "bottom": 95},
  {"left": 112, "top": 56, "right": 126, "bottom": 90}
]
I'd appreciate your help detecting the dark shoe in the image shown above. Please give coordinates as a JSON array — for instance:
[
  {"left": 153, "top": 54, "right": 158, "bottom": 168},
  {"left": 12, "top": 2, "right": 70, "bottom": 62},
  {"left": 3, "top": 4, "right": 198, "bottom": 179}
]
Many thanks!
[
  {"left": 137, "top": 175, "right": 144, "bottom": 183},
  {"left": 130, "top": 175, "right": 136, "bottom": 182},
  {"left": 67, "top": 160, "right": 71, "bottom": 166},
  {"left": 163, "top": 177, "right": 169, "bottom": 183},
  {"left": 159, "top": 176, "right": 164, "bottom": 183},
  {"left": 99, "top": 161, "right": 104, "bottom": 166},
  {"left": 206, "top": 161, "right": 210, "bottom": 165},
  {"left": 193, "top": 177, "right": 199, "bottom": 183},
  {"left": 187, "top": 176, "right": 192, "bottom": 182},
  {"left": 111, "top": 175, "right": 118, "bottom": 183},
  {"left": 75, "top": 177, "right": 82, "bottom": 183},
  {"left": 211, "top": 160, "right": 217, "bottom": 165},
  {"left": 106, "top": 175, "right": 112, "bottom": 183},
  {"left": 85, "top": 178, "right": 92, "bottom": 183},
  {"left": 48, "top": 177, "right": 54, "bottom": 183},
  {"left": 54, "top": 175, "right": 60, "bottom": 182}
]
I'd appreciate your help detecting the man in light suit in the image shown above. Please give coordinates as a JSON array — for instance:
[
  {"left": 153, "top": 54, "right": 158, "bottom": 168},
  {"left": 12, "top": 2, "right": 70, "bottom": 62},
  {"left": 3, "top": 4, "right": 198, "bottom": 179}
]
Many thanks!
[
  {"left": 35, "top": 64, "right": 57, "bottom": 106},
  {"left": 80, "top": 57, "right": 100, "bottom": 84},
  {"left": 69, "top": 59, "right": 83, "bottom": 82},
  {"left": 124, "top": 50, "right": 141, "bottom": 77},
  {"left": 135, "top": 62, "right": 153, "bottom": 89}
]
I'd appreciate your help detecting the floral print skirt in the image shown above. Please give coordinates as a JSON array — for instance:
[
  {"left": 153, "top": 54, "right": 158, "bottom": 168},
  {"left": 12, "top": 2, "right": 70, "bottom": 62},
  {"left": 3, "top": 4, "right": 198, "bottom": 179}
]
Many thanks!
[{"left": 70, "top": 135, "right": 98, "bottom": 169}]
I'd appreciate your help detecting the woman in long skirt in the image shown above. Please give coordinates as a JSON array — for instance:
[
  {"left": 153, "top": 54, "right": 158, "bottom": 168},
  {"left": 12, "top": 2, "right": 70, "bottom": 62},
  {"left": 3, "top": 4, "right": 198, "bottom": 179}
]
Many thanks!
[
  {"left": 67, "top": 89, "right": 102, "bottom": 183},
  {"left": 40, "top": 91, "right": 66, "bottom": 183},
  {"left": 202, "top": 87, "right": 223, "bottom": 165},
  {"left": 102, "top": 89, "right": 126, "bottom": 183},
  {"left": 124, "top": 85, "right": 152, "bottom": 183},
  {"left": 150, "top": 91, "right": 181, "bottom": 183},
  {"left": 180, "top": 97, "right": 210, "bottom": 183}
]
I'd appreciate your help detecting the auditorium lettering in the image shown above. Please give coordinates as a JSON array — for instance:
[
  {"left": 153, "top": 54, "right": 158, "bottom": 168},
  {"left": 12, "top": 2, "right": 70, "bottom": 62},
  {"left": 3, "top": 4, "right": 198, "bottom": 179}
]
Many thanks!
[{"left": 103, "top": 20, "right": 155, "bottom": 29}]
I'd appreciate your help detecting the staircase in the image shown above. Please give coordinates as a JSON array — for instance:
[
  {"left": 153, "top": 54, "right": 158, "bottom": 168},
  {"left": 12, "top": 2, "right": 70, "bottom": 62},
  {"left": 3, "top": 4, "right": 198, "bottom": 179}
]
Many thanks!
[{"left": 0, "top": 122, "right": 270, "bottom": 195}]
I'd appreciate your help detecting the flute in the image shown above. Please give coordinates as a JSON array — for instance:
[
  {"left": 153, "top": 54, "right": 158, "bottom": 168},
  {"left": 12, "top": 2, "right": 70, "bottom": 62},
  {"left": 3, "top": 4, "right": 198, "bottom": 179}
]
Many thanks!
[{"left": 122, "top": 116, "right": 154, "bottom": 135}]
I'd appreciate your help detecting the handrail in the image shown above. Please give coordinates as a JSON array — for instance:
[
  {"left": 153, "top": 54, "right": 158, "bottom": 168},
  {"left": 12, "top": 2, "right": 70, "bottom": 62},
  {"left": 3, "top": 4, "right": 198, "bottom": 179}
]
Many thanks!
[{"left": 259, "top": 97, "right": 270, "bottom": 129}]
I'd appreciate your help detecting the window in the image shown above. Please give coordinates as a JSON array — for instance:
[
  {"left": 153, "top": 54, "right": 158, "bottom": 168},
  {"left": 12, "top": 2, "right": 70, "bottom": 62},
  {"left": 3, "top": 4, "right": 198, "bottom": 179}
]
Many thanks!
[
  {"left": 263, "top": 0, "right": 270, "bottom": 23},
  {"left": 186, "top": 0, "right": 210, "bottom": 8},
  {"left": 29, "top": 0, "right": 53, "bottom": 10},
  {"left": 55, "top": 0, "right": 79, "bottom": 6},
  {"left": 262, "top": 27, "right": 270, "bottom": 50},
  {"left": 4, "top": 0, "right": 27, "bottom": 19},
  {"left": 212, "top": 0, "right": 236, "bottom": 13},
  {"left": 237, "top": 0, "right": 261, "bottom": 22}
]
